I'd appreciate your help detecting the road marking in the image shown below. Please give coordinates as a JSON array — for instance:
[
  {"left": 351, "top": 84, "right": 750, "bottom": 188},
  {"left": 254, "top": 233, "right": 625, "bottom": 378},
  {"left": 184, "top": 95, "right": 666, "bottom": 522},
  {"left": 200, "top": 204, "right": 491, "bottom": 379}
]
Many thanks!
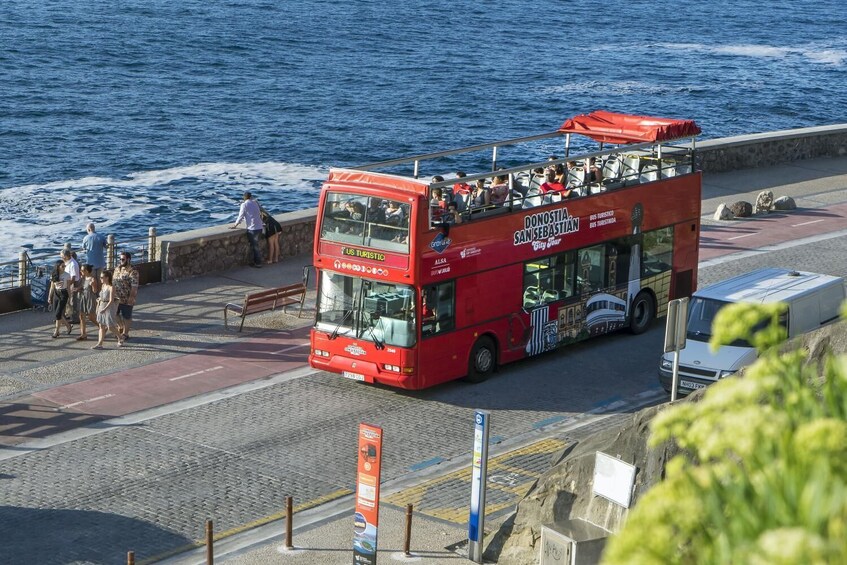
[
  {"left": 727, "top": 232, "right": 756, "bottom": 240},
  {"left": 791, "top": 219, "right": 825, "bottom": 227},
  {"left": 59, "top": 394, "right": 115, "bottom": 410},
  {"left": 270, "top": 343, "right": 309, "bottom": 355},
  {"left": 699, "top": 227, "right": 847, "bottom": 269},
  {"left": 169, "top": 365, "right": 225, "bottom": 381}
]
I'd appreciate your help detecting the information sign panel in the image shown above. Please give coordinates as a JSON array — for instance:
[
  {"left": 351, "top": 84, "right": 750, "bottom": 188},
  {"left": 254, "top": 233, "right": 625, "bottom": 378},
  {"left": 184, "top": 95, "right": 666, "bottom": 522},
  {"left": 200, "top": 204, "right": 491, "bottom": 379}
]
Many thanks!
[
  {"left": 354, "top": 423, "right": 383, "bottom": 565},
  {"left": 468, "top": 410, "right": 490, "bottom": 563}
]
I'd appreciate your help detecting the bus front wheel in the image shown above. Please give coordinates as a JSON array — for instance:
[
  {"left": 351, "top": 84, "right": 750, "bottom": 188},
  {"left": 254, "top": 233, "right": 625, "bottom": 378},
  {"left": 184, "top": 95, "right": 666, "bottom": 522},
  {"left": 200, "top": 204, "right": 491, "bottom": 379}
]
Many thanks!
[
  {"left": 629, "top": 292, "right": 655, "bottom": 335},
  {"left": 464, "top": 336, "right": 496, "bottom": 383}
]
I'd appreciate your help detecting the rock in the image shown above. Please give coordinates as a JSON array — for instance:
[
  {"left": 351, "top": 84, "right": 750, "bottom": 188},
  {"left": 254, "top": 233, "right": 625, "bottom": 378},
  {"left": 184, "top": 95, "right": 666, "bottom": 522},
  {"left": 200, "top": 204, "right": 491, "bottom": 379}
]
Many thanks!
[
  {"left": 713, "top": 203, "right": 734, "bottom": 221},
  {"left": 773, "top": 195, "right": 797, "bottom": 211},
  {"left": 754, "top": 190, "right": 774, "bottom": 214},
  {"left": 729, "top": 200, "right": 753, "bottom": 218}
]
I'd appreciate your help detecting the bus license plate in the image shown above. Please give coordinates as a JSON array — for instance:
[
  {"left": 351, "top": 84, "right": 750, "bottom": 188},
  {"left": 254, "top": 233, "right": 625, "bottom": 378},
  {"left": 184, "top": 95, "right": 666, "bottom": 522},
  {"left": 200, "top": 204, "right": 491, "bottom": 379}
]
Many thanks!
[
  {"left": 342, "top": 371, "right": 365, "bottom": 382},
  {"left": 680, "top": 380, "right": 707, "bottom": 390}
]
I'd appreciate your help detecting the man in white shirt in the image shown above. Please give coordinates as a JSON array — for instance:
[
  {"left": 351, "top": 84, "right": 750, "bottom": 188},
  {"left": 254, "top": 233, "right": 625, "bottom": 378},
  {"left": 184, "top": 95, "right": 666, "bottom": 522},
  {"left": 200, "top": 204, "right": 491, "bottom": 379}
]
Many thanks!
[
  {"left": 229, "top": 191, "right": 264, "bottom": 268},
  {"left": 61, "top": 248, "right": 81, "bottom": 329}
]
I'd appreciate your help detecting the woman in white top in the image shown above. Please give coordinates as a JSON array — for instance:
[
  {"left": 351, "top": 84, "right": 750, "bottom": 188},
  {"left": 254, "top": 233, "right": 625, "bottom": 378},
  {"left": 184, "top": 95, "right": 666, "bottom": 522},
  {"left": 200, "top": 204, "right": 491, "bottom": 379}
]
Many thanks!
[{"left": 48, "top": 260, "right": 73, "bottom": 338}]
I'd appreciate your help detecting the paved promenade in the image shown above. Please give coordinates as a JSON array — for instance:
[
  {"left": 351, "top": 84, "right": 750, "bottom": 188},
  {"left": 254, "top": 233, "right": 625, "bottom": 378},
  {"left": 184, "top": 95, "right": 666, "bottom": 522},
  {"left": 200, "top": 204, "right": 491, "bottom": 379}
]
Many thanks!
[{"left": 1, "top": 156, "right": 846, "bottom": 564}]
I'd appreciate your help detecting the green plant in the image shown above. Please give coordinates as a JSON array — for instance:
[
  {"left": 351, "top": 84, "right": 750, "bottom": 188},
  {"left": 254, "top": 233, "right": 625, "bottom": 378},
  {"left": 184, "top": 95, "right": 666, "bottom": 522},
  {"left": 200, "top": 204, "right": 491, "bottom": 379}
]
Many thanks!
[{"left": 603, "top": 302, "right": 847, "bottom": 565}]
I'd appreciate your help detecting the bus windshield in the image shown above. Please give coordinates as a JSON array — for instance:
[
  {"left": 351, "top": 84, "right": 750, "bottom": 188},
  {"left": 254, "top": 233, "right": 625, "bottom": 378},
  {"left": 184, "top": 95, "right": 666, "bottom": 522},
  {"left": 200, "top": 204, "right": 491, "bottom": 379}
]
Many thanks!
[
  {"left": 320, "top": 192, "right": 411, "bottom": 253},
  {"left": 315, "top": 271, "right": 416, "bottom": 348}
]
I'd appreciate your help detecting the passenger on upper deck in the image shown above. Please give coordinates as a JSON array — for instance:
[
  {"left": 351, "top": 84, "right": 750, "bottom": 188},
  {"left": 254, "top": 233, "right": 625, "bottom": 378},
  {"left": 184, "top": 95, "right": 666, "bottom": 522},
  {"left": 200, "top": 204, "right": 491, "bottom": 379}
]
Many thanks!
[
  {"left": 366, "top": 198, "right": 386, "bottom": 225},
  {"left": 443, "top": 201, "right": 463, "bottom": 225},
  {"left": 430, "top": 188, "right": 448, "bottom": 223},
  {"left": 489, "top": 174, "right": 509, "bottom": 205},
  {"left": 385, "top": 200, "right": 406, "bottom": 226},
  {"left": 470, "top": 179, "right": 490, "bottom": 210},
  {"left": 452, "top": 171, "right": 471, "bottom": 212},
  {"left": 540, "top": 170, "right": 572, "bottom": 197},
  {"left": 587, "top": 157, "right": 603, "bottom": 183}
]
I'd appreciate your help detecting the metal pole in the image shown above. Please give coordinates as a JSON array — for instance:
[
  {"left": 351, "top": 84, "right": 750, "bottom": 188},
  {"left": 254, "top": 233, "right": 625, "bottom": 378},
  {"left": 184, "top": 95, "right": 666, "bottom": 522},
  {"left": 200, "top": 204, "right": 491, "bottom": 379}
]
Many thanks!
[
  {"left": 148, "top": 227, "right": 157, "bottom": 262},
  {"left": 107, "top": 234, "right": 116, "bottom": 270},
  {"left": 404, "top": 504, "right": 413, "bottom": 556},
  {"left": 18, "top": 251, "right": 27, "bottom": 288},
  {"left": 127, "top": 551, "right": 135, "bottom": 565},
  {"left": 491, "top": 146, "right": 498, "bottom": 171},
  {"left": 285, "top": 496, "right": 293, "bottom": 550},
  {"left": 205, "top": 519, "right": 214, "bottom": 565},
  {"left": 671, "top": 350, "right": 680, "bottom": 402}
]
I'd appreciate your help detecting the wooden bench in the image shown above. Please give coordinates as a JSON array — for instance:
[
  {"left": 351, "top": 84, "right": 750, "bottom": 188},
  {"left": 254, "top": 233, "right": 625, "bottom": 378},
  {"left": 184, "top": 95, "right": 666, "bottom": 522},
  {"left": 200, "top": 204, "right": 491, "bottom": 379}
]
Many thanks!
[{"left": 224, "top": 282, "right": 307, "bottom": 332}]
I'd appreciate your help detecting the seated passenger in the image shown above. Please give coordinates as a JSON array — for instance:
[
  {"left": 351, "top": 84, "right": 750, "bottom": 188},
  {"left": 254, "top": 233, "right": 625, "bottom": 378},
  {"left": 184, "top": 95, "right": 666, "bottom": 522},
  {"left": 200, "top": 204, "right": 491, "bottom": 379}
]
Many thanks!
[
  {"left": 489, "top": 174, "right": 509, "bottom": 205},
  {"left": 528, "top": 167, "right": 545, "bottom": 193},
  {"left": 540, "top": 170, "right": 572, "bottom": 197},
  {"left": 553, "top": 163, "right": 567, "bottom": 186},
  {"left": 430, "top": 188, "right": 448, "bottom": 223},
  {"left": 444, "top": 201, "right": 463, "bottom": 225},
  {"left": 453, "top": 171, "right": 471, "bottom": 211},
  {"left": 385, "top": 200, "right": 405, "bottom": 226},
  {"left": 366, "top": 198, "right": 386, "bottom": 225},
  {"left": 586, "top": 157, "right": 603, "bottom": 183},
  {"left": 470, "top": 179, "right": 490, "bottom": 210}
]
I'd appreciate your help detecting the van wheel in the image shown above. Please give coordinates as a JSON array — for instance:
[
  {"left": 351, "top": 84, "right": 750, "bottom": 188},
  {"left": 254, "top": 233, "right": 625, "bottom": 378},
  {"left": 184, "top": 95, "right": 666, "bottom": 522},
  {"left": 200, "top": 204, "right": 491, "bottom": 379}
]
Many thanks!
[
  {"left": 464, "top": 336, "right": 496, "bottom": 383},
  {"left": 629, "top": 292, "right": 655, "bottom": 335}
]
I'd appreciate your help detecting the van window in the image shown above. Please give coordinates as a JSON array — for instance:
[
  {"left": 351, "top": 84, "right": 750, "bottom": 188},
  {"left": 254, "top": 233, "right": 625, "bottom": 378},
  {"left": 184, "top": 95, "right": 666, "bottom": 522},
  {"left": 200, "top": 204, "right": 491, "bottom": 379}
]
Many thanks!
[{"left": 687, "top": 297, "right": 788, "bottom": 347}]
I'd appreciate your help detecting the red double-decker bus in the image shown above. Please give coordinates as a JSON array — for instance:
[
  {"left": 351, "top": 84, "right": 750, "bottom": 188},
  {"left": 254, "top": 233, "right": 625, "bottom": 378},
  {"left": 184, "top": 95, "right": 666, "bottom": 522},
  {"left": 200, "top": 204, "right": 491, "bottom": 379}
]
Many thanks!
[{"left": 309, "top": 111, "right": 702, "bottom": 389}]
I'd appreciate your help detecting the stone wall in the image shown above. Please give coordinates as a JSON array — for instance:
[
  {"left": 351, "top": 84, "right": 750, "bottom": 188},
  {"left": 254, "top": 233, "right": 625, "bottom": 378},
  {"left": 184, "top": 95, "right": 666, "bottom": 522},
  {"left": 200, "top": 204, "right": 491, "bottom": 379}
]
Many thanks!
[
  {"left": 157, "top": 209, "right": 316, "bottom": 281},
  {"left": 697, "top": 124, "right": 847, "bottom": 173}
]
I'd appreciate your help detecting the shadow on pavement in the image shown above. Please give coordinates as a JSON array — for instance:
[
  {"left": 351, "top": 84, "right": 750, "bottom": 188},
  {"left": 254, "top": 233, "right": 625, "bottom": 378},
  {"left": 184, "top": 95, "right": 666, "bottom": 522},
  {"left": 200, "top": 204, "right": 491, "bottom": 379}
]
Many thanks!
[{"left": 0, "top": 505, "right": 193, "bottom": 565}]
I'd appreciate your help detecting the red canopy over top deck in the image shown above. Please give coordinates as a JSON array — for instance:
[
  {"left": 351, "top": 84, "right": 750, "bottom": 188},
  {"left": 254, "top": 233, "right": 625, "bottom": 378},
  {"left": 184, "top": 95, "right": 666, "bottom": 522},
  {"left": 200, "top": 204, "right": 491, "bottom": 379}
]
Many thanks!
[{"left": 559, "top": 110, "right": 701, "bottom": 145}]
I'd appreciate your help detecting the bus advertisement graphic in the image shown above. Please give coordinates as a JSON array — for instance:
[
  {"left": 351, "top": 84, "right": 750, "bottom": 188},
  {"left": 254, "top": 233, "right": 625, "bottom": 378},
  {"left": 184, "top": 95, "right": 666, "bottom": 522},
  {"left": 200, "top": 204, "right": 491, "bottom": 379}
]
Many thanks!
[{"left": 354, "top": 423, "right": 383, "bottom": 565}]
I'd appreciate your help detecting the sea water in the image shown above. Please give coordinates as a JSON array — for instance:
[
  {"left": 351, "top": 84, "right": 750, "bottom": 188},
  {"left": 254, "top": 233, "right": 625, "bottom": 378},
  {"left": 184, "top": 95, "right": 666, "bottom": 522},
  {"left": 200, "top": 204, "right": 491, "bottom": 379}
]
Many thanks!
[{"left": 2, "top": 0, "right": 846, "bottom": 258}]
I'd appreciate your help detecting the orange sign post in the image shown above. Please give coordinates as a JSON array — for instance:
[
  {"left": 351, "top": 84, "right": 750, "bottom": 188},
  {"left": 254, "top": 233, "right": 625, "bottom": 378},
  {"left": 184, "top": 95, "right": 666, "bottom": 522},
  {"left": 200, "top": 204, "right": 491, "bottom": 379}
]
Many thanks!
[{"left": 353, "top": 423, "right": 383, "bottom": 564}]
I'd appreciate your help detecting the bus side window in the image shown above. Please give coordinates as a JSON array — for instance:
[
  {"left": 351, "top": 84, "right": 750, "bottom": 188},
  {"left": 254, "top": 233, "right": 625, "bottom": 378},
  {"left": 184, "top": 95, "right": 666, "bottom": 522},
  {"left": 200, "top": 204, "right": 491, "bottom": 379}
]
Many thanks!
[{"left": 422, "top": 281, "right": 455, "bottom": 337}]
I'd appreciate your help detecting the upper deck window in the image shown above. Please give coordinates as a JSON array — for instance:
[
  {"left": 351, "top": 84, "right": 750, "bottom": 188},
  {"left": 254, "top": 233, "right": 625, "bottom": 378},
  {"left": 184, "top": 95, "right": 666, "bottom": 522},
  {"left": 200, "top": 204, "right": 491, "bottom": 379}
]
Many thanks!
[{"left": 320, "top": 192, "right": 410, "bottom": 253}]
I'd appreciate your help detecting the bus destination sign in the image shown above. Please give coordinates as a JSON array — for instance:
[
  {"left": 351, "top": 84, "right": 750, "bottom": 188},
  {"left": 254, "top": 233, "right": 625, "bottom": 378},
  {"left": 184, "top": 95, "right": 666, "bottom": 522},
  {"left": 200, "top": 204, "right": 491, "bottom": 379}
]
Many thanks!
[{"left": 342, "top": 247, "right": 386, "bottom": 262}]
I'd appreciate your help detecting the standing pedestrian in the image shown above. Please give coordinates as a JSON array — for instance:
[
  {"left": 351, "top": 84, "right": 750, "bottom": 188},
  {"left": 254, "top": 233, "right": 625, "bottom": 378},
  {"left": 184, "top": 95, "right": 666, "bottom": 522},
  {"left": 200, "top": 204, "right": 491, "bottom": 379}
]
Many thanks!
[
  {"left": 76, "top": 263, "right": 100, "bottom": 341},
  {"left": 47, "top": 260, "right": 73, "bottom": 338},
  {"left": 93, "top": 270, "right": 123, "bottom": 349},
  {"left": 61, "top": 248, "right": 81, "bottom": 332},
  {"left": 229, "top": 191, "right": 264, "bottom": 267},
  {"left": 261, "top": 206, "right": 283, "bottom": 264},
  {"left": 81, "top": 223, "right": 107, "bottom": 277},
  {"left": 112, "top": 251, "right": 139, "bottom": 341}
]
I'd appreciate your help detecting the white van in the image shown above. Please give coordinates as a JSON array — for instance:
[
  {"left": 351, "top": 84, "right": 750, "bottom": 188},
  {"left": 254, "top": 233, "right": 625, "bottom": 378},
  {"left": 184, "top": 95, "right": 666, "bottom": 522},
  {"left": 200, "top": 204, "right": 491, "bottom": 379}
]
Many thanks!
[{"left": 659, "top": 268, "right": 845, "bottom": 394}]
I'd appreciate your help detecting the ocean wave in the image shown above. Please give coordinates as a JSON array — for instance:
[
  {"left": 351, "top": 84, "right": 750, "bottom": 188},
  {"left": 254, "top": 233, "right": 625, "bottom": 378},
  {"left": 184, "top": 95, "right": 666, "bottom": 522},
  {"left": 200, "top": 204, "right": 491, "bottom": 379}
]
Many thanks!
[
  {"left": 0, "top": 161, "right": 327, "bottom": 260},
  {"left": 658, "top": 42, "right": 846, "bottom": 66}
]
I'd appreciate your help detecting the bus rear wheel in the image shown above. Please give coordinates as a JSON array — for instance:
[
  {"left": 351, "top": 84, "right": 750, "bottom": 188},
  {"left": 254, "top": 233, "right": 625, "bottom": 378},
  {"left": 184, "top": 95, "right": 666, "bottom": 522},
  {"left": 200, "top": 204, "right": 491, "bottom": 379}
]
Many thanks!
[
  {"left": 464, "top": 336, "right": 496, "bottom": 383},
  {"left": 629, "top": 292, "right": 655, "bottom": 335}
]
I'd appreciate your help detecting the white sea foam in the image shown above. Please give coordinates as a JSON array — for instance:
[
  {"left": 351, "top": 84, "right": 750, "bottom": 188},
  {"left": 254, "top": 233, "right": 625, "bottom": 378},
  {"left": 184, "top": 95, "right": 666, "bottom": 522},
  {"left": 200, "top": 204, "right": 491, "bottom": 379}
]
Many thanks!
[
  {"left": 0, "top": 161, "right": 327, "bottom": 261},
  {"left": 658, "top": 42, "right": 845, "bottom": 66}
]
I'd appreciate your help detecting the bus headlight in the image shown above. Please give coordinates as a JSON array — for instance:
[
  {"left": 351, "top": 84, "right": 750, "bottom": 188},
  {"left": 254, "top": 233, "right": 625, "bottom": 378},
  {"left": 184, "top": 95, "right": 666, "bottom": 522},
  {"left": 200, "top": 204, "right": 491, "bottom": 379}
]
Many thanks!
[
  {"left": 660, "top": 357, "right": 672, "bottom": 370},
  {"left": 383, "top": 364, "right": 400, "bottom": 372},
  {"left": 717, "top": 370, "right": 735, "bottom": 379},
  {"left": 314, "top": 349, "right": 330, "bottom": 357}
]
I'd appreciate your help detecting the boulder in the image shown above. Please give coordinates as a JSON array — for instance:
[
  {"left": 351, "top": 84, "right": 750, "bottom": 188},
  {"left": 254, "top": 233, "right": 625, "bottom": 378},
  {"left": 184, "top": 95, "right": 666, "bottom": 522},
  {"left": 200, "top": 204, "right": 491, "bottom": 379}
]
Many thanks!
[
  {"left": 729, "top": 200, "right": 753, "bottom": 218},
  {"left": 754, "top": 190, "right": 774, "bottom": 214},
  {"left": 773, "top": 195, "right": 797, "bottom": 211},
  {"left": 713, "top": 203, "right": 734, "bottom": 221}
]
